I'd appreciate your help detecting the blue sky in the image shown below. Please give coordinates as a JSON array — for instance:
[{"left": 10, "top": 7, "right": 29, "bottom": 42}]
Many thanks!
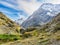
[
  {"left": 0, "top": 0, "right": 60, "bottom": 21},
  {"left": 0, "top": 0, "right": 20, "bottom": 20},
  {"left": 0, "top": 0, "right": 28, "bottom": 21}
]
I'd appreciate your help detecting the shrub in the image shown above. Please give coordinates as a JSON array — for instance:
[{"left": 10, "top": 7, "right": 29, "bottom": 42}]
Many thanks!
[{"left": 0, "top": 34, "right": 20, "bottom": 42}]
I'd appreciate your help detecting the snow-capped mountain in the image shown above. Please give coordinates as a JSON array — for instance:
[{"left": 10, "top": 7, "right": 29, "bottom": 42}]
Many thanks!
[
  {"left": 15, "top": 18, "right": 23, "bottom": 25},
  {"left": 21, "top": 3, "right": 60, "bottom": 28}
]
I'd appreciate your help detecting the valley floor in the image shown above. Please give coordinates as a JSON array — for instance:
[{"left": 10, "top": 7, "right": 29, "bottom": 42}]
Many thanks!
[{"left": 1, "top": 30, "right": 60, "bottom": 45}]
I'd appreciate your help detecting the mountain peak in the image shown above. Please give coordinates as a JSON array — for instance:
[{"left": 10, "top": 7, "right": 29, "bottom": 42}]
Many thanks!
[
  {"left": 40, "top": 3, "right": 54, "bottom": 10},
  {"left": 21, "top": 3, "right": 60, "bottom": 28}
]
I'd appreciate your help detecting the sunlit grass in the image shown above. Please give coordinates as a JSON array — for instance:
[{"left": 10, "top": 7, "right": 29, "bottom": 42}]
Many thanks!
[{"left": 0, "top": 34, "right": 21, "bottom": 44}]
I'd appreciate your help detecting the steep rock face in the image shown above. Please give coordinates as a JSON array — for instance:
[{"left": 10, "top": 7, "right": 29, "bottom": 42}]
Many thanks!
[
  {"left": 0, "top": 12, "right": 20, "bottom": 35},
  {"left": 21, "top": 3, "right": 60, "bottom": 28}
]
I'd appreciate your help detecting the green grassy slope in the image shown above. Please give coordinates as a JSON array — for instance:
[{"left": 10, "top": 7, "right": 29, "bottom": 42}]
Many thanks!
[
  {"left": 0, "top": 12, "right": 21, "bottom": 44},
  {"left": 0, "top": 12, "right": 20, "bottom": 35}
]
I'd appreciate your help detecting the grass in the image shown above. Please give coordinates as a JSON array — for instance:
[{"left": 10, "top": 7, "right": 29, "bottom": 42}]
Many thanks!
[{"left": 0, "top": 34, "right": 21, "bottom": 44}]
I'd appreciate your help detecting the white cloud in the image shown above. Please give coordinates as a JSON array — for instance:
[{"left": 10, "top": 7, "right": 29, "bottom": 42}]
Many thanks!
[
  {"left": 0, "top": 1, "right": 19, "bottom": 10},
  {"left": 17, "top": 0, "right": 41, "bottom": 15},
  {"left": 51, "top": 0, "right": 60, "bottom": 4},
  {"left": 17, "top": 0, "right": 60, "bottom": 16},
  {"left": 43, "top": 0, "right": 60, "bottom": 4},
  {"left": 0, "top": 0, "right": 60, "bottom": 21}
]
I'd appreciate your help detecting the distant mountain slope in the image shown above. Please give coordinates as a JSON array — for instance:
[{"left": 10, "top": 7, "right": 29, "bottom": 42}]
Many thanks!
[
  {"left": 21, "top": 3, "right": 60, "bottom": 28},
  {"left": 2, "top": 13, "right": 60, "bottom": 45},
  {"left": 0, "top": 12, "right": 20, "bottom": 35}
]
